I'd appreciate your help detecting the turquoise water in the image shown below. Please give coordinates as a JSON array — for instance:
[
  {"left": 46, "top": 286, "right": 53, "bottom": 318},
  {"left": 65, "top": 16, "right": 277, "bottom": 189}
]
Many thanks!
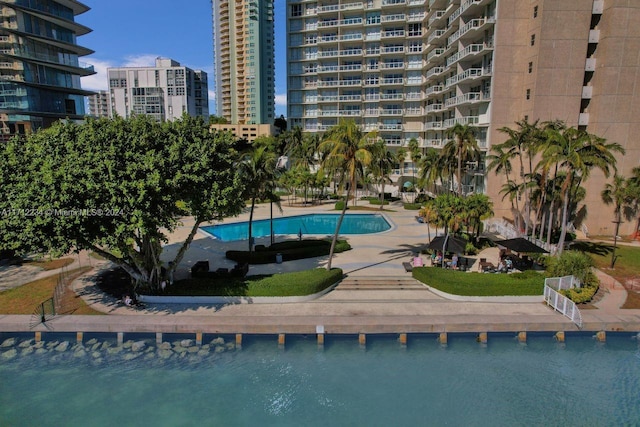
[
  {"left": 1, "top": 333, "right": 640, "bottom": 426},
  {"left": 201, "top": 213, "right": 391, "bottom": 241}
]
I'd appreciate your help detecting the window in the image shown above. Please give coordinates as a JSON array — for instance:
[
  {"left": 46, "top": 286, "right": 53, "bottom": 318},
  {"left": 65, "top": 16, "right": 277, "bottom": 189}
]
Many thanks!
[
  {"left": 524, "top": 115, "right": 529, "bottom": 121},
  {"left": 531, "top": 34, "right": 535, "bottom": 46},
  {"left": 176, "top": 87, "right": 185, "bottom": 96},
  {"left": 526, "top": 89, "right": 531, "bottom": 100},
  {"left": 533, "top": 6, "right": 538, "bottom": 18},
  {"left": 528, "top": 62, "right": 533, "bottom": 73},
  {"left": 291, "top": 4, "right": 302, "bottom": 17}
]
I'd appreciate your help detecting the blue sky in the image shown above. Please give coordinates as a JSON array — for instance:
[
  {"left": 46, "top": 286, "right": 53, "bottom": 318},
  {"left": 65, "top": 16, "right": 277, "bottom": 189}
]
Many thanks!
[{"left": 79, "top": 0, "right": 287, "bottom": 117}]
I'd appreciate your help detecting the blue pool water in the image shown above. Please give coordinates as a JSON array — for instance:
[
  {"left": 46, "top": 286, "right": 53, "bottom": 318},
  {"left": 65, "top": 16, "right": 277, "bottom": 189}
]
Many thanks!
[
  {"left": 201, "top": 213, "right": 391, "bottom": 241},
  {"left": 1, "top": 332, "right": 639, "bottom": 426}
]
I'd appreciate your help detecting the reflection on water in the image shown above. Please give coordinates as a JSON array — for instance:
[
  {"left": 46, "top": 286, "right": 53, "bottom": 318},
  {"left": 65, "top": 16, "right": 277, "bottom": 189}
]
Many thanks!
[{"left": 1, "top": 332, "right": 640, "bottom": 426}]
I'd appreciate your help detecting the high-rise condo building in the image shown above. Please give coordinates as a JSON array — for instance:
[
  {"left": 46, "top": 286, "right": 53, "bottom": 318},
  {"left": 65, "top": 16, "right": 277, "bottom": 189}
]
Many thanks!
[
  {"left": 0, "top": 0, "right": 95, "bottom": 139},
  {"left": 287, "top": 0, "right": 640, "bottom": 236},
  {"left": 87, "top": 90, "right": 109, "bottom": 118},
  {"left": 108, "top": 58, "right": 209, "bottom": 122},
  {"left": 212, "top": 0, "right": 275, "bottom": 124}
]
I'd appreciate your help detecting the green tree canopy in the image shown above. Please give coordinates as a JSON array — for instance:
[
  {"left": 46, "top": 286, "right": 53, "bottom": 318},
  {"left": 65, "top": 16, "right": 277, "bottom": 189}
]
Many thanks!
[{"left": 0, "top": 114, "right": 245, "bottom": 290}]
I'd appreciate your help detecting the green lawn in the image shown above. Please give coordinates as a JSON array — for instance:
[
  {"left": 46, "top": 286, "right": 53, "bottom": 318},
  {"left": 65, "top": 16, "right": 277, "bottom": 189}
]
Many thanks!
[
  {"left": 412, "top": 267, "right": 545, "bottom": 296},
  {"left": 162, "top": 268, "right": 343, "bottom": 297}
]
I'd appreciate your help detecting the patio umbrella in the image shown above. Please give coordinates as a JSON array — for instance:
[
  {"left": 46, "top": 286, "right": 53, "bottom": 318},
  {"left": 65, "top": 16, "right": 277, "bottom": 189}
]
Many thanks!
[
  {"left": 427, "top": 234, "right": 467, "bottom": 255},
  {"left": 494, "top": 238, "right": 548, "bottom": 254}
]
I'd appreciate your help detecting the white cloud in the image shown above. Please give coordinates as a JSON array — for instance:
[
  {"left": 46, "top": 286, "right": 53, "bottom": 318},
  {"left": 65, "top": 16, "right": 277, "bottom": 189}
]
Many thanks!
[
  {"left": 122, "top": 54, "right": 159, "bottom": 68},
  {"left": 208, "top": 90, "right": 216, "bottom": 101},
  {"left": 80, "top": 58, "right": 113, "bottom": 91},
  {"left": 275, "top": 93, "right": 287, "bottom": 106}
]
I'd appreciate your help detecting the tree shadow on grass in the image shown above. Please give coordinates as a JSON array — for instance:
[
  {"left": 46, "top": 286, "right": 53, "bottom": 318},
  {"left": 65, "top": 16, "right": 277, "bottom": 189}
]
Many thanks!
[{"left": 569, "top": 241, "right": 613, "bottom": 257}]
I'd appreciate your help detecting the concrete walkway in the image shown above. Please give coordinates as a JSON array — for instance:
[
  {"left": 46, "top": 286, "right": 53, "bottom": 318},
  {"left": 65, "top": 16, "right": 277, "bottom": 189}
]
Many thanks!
[{"left": 1, "top": 201, "right": 640, "bottom": 335}]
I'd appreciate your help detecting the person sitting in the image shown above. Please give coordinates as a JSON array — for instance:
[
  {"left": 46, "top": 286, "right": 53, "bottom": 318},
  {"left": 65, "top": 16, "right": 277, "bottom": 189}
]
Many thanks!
[
  {"left": 412, "top": 256, "right": 424, "bottom": 267},
  {"left": 505, "top": 258, "right": 513, "bottom": 271},
  {"left": 123, "top": 295, "right": 133, "bottom": 307},
  {"left": 497, "top": 260, "right": 506, "bottom": 273},
  {"left": 451, "top": 254, "right": 459, "bottom": 270}
]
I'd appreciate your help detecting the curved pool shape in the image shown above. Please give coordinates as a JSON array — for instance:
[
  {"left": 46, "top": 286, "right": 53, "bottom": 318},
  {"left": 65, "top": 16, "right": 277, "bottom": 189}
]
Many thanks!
[{"left": 201, "top": 213, "right": 391, "bottom": 241}]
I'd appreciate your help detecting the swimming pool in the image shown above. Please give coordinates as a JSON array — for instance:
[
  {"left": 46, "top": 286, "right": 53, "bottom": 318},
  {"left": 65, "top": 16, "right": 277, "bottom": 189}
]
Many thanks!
[
  {"left": 1, "top": 332, "right": 639, "bottom": 426},
  {"left": 201, "top": 213, "right": 391, "bottom": 242}
]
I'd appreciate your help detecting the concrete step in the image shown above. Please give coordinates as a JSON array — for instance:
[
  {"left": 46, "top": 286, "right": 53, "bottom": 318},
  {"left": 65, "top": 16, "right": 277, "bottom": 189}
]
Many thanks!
[{"left": 336, "top": 277, "right": 426, "bottom": 290}]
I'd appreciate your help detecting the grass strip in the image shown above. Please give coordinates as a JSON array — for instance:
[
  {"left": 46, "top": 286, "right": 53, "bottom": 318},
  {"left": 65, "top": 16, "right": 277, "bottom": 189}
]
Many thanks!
[
  {"left": 162, "top": 268, "right": 343, "bottom": 297},
  {"left": 0, "top": 267, "right": 103, "bottom": 314},
  {"left": 412, "top": 267, "right": 544, "bottom": 296}
]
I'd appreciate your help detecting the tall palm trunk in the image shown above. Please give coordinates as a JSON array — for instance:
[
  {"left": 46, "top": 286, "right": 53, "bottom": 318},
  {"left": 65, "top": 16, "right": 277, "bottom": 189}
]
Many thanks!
[
  {"left": 327, "top": 187, "right": 350, "bottom": 270},
  {"left": 248, "top": 197, "right": 256, "bottom": 253}
]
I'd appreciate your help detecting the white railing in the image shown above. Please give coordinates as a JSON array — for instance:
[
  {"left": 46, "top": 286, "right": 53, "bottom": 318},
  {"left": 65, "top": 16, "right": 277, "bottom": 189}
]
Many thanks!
[
  {"left": 544, "top": 284, "right": 583, "bottom": 328},
  {"left": 545, "top": 275, "right": 581, "bottom": 291}
]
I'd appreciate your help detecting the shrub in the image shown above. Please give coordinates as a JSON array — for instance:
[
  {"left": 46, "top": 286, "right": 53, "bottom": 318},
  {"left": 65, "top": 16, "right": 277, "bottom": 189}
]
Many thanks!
[
  {"left": 546, "top": 251, "right": 599, "bottom": 304},
  {"left": 226, "top": 239, "right": 351, "bottom": 264},
  {"left": 334, "top": 200, "right": 346, "bottom": 211},
  {"left": 403, "top": 202, "right": 422, "bottom": 210},
  {"left": 464, "top": 242, "right": 478, "bottom": 255}
]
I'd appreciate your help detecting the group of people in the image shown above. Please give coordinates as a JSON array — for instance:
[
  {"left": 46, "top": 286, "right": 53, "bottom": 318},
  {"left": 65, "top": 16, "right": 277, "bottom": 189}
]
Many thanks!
[{"left": 429, "top": 251, "right": 460, "bottom": 269}]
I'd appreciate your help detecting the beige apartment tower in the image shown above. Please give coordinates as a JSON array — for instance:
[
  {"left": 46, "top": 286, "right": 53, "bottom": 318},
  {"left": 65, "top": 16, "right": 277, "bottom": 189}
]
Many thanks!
[
  {"left": 287, "top": 0, "right": 640, "bottom": 236},
  {"left": 213, "top": 0, "right": 275, "bottom": 124}
]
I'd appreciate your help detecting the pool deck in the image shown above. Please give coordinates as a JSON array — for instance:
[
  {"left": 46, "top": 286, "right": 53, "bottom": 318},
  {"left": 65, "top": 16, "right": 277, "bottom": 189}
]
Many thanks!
[{"left": 1, "top": 201, "right": 640, "bottom": 336}]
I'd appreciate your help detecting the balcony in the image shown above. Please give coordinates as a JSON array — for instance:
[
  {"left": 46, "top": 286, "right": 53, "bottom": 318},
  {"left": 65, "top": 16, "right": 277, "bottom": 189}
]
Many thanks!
[
  {"left": 382, "top": 0, "right": 407, "bottom": 6},
  {"left": 382, "top": 46, "right": 405, "bottom": 54},
  {"left": 380, "top": 93, "right": 404, "bottom": 100},
  {"left": 407, "top": 12, "right": 426, "bottom": 22},
  {"left": 424, "top": 121, "right": 444, "bottom": 130},
  {"left": 579, "top": 113, "right": 590, "bottom": 126},
  {"left": 426, "top": 66, "right": 444, "bottom": 79},
  {"left": 424, "top": 139, "right": 443, "bottom": 147},
  {"left": 339, "top": 94, "right": 362, "bottom": 101},
  {"left": 339, "top": 109, "right": 362, "bottom": 116},
  {"left": 382, "top": 14, "right": 405, "bottom": 23},
  {"left": 445, "top": 43, "right": 492, "bottom": 67},
  {"left": 429, "top": 10, "right": 446, "bottom": 26},
  {"left": 593, "top": 0, "right": 604, "bottom": 14},
  {"left": 427, "top": 48, "right": 445, "bottom": 62},
  {"left": 381, "top": 62, "right": 405, "bottom": 69},
  {"left": 444, "top": 92, "right": 488, "bottom": 107},
  {"left": 445, "top": 68, "right": 486, "bottom": 87},
  {"left": 448, "top": 0, "right": 484, "bottom": 26},
  {"left": 582, "top": 86, "right": 593, "bottom": 99},
  {"left": 428, "top": 29, "right": 446, "bottom": 44},
  {"left": 405, "top": 108, "right": 422, "bottom": 116},
  {"left": 379, "top": 124, "right": 404, "bottom": 130},
  {"left": 425, "top": 103, "right": 444, "bottom": 113},
  {"left": 381, "top": 77, "right": 404, "bottom": 85},
  {"left": 380, "top": 109, "right": 403, "bottom": 115},
  {"left": 443, "top": 116, "right": 479, "bottom": 127},
  {"left": 382, "top": 30, "right": 406, "bottom": 39},
  {"left": 447, "top": 17, "right": 495, "bottom": 46},
  {"left": 425, "top": 85, "right": 444, "bottom": 95}
]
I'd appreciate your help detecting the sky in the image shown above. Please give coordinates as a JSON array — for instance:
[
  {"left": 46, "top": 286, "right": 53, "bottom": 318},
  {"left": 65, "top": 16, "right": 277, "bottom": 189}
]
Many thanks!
[{"left": 79, "top": 0, "right": 287, "bottom": 117}]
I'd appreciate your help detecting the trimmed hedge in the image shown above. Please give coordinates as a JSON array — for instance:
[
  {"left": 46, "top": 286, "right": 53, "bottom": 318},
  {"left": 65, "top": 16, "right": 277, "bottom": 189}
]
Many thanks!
[{"left": 226, "top": 239, "right": 351, "bottom": 264}]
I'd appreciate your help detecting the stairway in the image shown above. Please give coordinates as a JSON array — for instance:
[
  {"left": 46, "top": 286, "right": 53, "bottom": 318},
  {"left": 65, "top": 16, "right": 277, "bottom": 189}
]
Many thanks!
[{"left": 335, "top": 276, "right": 427, "bottom": 291}]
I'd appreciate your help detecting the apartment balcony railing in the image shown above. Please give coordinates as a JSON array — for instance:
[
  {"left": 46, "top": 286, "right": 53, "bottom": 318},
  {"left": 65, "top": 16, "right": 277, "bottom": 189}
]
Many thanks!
[
  {"left": 341, "top": 33, "right": 363, "bottom": 41},
  {"left": 424, "top": 121, "right": 444, "bottom": 130},
  {"left": 447, "top": 17, "right": 495, "bottom": 46},
  {"left": 380, "top": 93, "right": 404, "bottom": 100},
  {"left": 429, "top": 10, "right": 446, "bottom": 26},
  {"left": 381, "top": 62, "right": 404, "bottom": 69},
  {"left": 425, "top": 139, "right": 444, "bottom": 147},
  {"left": 448, "top": 0, "right": 483, "bottom": 26},
  {"left": 405, "top": 92, "right": 423, "bottom": 100},
  {"left": 320, "top": 110, "right": 340, "bottom": 117},
  {"left": 427, "top": 47, "right": 445, "bottom": 62},
  {"left": 425, "top": 103, "right": 444, "bottom": 112},
  {"left": 339, "top": 110, "right": 362, "bottom": 116},
  {"left": 382, "top": 14, "right": 405, "bottom": 22},
  {"left": 425, "top": 85, "right": 444, "bottom": 95},
  {"left": 407, "top": 61, "right": 424, "bottom": 69},
  {"left": 380, "top": 109, "right": 404, "bottom": 115},
  {"left": 317, "top": 95, "right": 338, "bottom": 102},
  {"left": 317, "top": 79, "right": 362, "bottom": 87},
  {"left": 428, "top": 29, "right": 446, "bottom": 44},
  {"left": 382, "top": 0, "right": 407, "bottom": 6},
  {"left": 443, "top": 116, "right": 479, "bottom": 127},
  {"left": 317, "top": 2, "right": 364, "bottom": 13},
  {"left": 319, "top": 35, "right": 338, "bottom": 43},
  {"left": 426, "top": 66, "right": 445, "bottom": 78},
  {"left": 444, "top": 92, "right": 489, "bottom": 107},
  {"left": 364, "top": 94, "right": 380, "bottom": 101},
  {"left": 446, "top": 43, "right": 491, "bottom": 67},
  {"left": 339, "top": 94, "right": 362, "bottom": 101},
  {"left": 405, "top": 108, "right": 422, "bottom": 116},
  {"left": 445, "top": 68, "right": 486, "bottom": 87},
  {"left": 407, "top": 45, "right": 424, "bottom": 53},
  {"left": 407, "top": 12, "right": 426, "bottom": 22},
  {"left": 381, "top": 77, "right": 404, "bottom": 85},
  {"left": 379, "top": 124, "right": 404, "bottom": 130},
  {"left": 341, "top": 48, "right": 363, "bottom": 56}
]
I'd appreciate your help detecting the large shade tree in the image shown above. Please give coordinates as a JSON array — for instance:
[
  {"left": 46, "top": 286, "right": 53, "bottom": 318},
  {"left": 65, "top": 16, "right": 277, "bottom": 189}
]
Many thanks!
[
  {"left": 319, "top": 119, "right": 376, "bottom": 269},
  {"left": 0, "top": 115, "right": 245, "bottom": 290},
  {"left": 444, "top": 123, "right": 480, "bottom": 196}
]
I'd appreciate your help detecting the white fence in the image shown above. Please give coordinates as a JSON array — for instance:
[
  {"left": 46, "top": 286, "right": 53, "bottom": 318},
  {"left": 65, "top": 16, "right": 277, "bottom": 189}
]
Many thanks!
[
  {"left": 545, "top": 275, "right": 581, "bottom": 291},
  {"left": 544, "top": 286, "right": 583, "bottom": 328}
]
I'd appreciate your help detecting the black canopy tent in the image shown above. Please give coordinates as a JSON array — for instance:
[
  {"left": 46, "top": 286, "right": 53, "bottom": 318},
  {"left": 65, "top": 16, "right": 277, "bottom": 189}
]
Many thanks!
[
  {"left": 427, "top": 235, "right": 467, "bottom": 255},
  {"left": 494, "top": 238, "right": 548, "bottom": 254}
]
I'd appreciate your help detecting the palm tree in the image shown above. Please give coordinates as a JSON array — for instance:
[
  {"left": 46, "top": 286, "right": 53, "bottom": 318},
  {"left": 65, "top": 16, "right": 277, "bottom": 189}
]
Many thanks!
[
  {"left": 444, "top": 123, "right": 480, "bottom": 196},
  {"left": 418, "top": 147, "right": 441, "bottom": 195},
  {"left": 319, "top": 119, "right": 376, "bottom": 269},
  {"left": 539, "top": 126, "right": 624, "bottom": 254},
  {"left": 601, "top": 174, "right": 632, "bottom": 268},
  {"left": 628, "top": 167, "right": 640, "bottom": 238},
  {"left": 237, "top": 146, "right": 280, "bottom": 253},
  {"left": 369, "top": 140, "right": 394, "bottom": 209},
  {"left": 407, "top": 137, "right": 421, "bottom": 188}
]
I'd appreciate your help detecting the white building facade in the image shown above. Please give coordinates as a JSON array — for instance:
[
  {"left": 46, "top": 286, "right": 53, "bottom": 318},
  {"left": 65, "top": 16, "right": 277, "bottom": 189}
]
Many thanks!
[{"left": 108, "top": 58, "right": 209, "bottom": 121}]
